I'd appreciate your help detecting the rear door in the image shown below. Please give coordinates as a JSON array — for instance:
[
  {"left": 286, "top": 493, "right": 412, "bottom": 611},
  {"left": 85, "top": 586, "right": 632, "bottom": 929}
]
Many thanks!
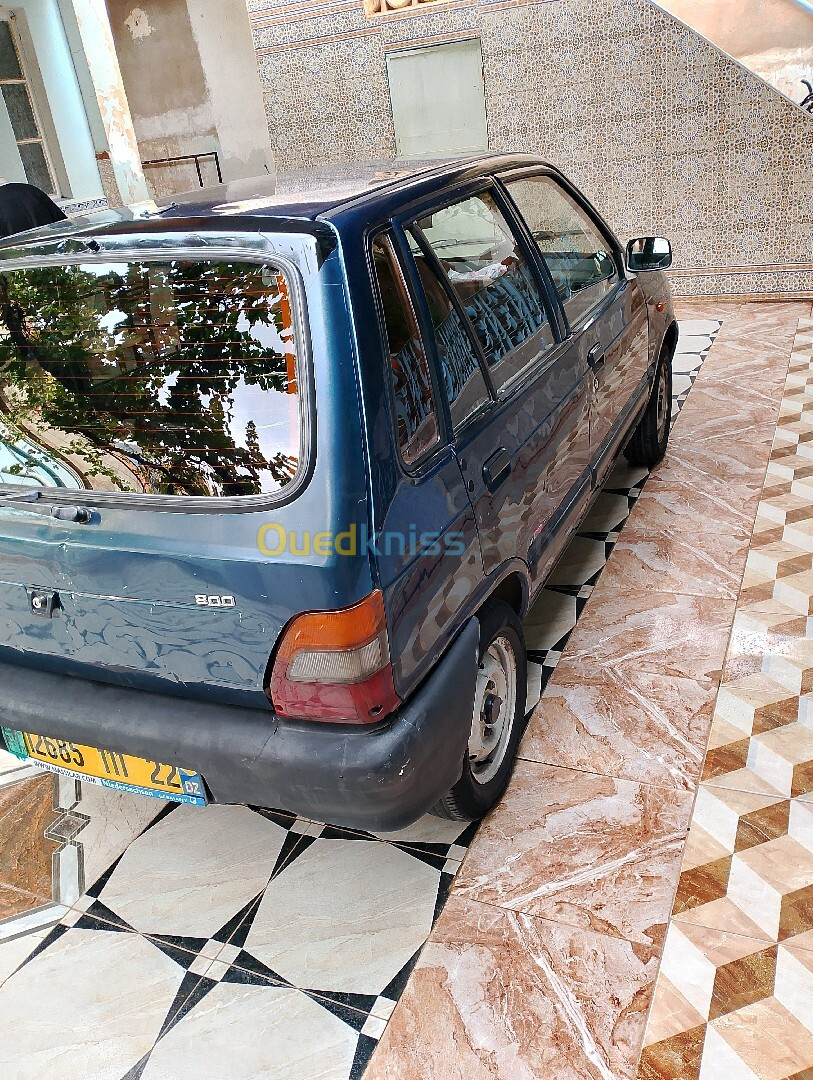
[
  {"left": 400, "top": 183, "right": 592, "bottom": 582},
  {"left": 365, "top": 231, "right": 485, "bottom": 694},
  {"left": 503, "top": 172, "right": 649, "bottom": 483}
]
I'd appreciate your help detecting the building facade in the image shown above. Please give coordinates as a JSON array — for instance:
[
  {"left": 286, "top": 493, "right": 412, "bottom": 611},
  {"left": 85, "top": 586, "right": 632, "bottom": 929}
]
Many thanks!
[
  {"left": 0, "top": 0, "right": 274, "bottom": 209},
  {"left": 0, "top": 0, "right": 811, "bottom": 298},
  {"left": 246, "top": 0, "right": 813, "bottom": 298}
]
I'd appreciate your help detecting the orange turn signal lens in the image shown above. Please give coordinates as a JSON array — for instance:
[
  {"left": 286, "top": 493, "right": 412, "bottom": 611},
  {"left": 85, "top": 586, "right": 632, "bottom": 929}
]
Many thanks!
[
  {"left": 275, "top": 589, "right": 387, "bottom": 659},
  {"left": 268, "top": 590, "right": 401, "bottom": 724}
]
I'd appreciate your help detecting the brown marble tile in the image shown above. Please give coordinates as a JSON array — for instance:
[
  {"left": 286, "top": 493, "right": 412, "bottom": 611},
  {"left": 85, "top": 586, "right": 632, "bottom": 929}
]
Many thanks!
[
  {"left": 0, "top": 882, "right": 49, "bottom": 921},
  {"left": 521, "top": 663, "right": 715, "bottom": 790},
  {"left": 0, "top": 775, "right": 57, "bottom": 902},
  {"left": 597, "top": 529, "right": 749, "bottom": 600},
  {"left": 708, "top": 944, "right": 778, "bottom": 1020},
  {"left": 364, "top": 896, "right": 660, "bottom": 1080},
  {"left": 780, "top": 883, "right": 813, "bottom": 943},
  {"left": 637, "top": 1024, "right": 706, "bottom": 1080},
  {"left": 735, "top": 800, "right": 792, "bottom": 852},
  {"left": 639, "top": 973, "right": 706, "bottom": 1048},
  {"left": 672, "top": 857, "right": 732, "bottom": 916},
  {"left": 674, "top": 414, "right": 778, "bottom": 453},
  {"left": 626, "top": 482, "right": 757, "bottom": 542},
  {"left": 561, "top": 589, "right": 736, "bottom": 685},
  {"left": 673, "top": 301, "right": 729, "bottom": 322},
  {"left": 672, "top": 896, "right": 775, "bottom": 944},
  {"left": 700, "top": 739, "right": 750, "bottom": 782},
  {"left": 453, "top": 760, "right": 692, "bottom": 948},
  {"left": 676, "top": 383, "right": 783, "bottom": 424},
  {"left": 650, "top": 444, "right": 767, "bottom": 496}
]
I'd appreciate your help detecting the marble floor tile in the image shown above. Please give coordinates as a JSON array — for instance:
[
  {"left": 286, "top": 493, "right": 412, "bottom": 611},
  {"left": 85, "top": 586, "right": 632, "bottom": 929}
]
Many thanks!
[
  {"left": 243, "top": 837, "right": 442, "bottom": 995},
  {"left": 706, "top": 997, "right": 813, "bottom": 1079},
  {"left": 597, "top": 529, "right": 749, "bottom": 600},
  {"left": 627, "top": 482, "right": 759, "bottom": 542},
  {"left": 365, "top": 896, "right": 660, "bottom": 1080},
  {"left": 141, "top": 982, "right": 361, "bottom": 1080},
  {"left": 0, "top": 927, "right": 187, "bottom": 1080},
  {"left": 97, "top": 805, "right": 288, "bottom": 938},
  {"left": 521, "top": 662, "right": 716, "bottom": 790},
  {"left": 676, "top": 382, "right": 784, "bottom": 420},
  {"left": 0, "top": 925, "right": 49, "bottom": 988},
  {"left": 560, "top": 589, "right": 736, "bottom": 684},
  {"left": 648, "top": 445, "right": 768, "bottom": 496},
  {"left": 453, "top": 759, "right": 693, "bottom": 947},
  {"left": 547, "top": 535, "right": 614, "bottom": 589},
  {"left": 639, "top": 924, "right": 813, "bottom": 1079},
  {"left": 75, "top": 782, "right": 167, "bottom": 896},
  {"left": 0, "top": 774, "right": 57, "bottom": 902},
  {"left": 0, "top": 881, "right": 50, "bottom": 921}
]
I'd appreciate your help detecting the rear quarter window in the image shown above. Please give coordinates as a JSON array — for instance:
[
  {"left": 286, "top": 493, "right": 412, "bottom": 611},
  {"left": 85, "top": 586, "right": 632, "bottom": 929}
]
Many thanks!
[{"left": 0, "top": 258, "right": 302, "bottom": 498}]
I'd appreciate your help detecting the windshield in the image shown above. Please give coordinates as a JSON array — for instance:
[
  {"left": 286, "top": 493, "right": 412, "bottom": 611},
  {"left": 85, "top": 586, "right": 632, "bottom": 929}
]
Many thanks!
[{"left": 0, "top": 258, "right": 302, "bottom": 498}]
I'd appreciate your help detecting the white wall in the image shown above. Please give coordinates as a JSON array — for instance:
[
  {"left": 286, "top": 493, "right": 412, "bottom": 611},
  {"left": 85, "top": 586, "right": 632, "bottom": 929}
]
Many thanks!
[
  {"left": 17, "top": 0, "right": 103, "bottom": 198},
  {"left": 186, "top": 0, "right": 274, "bottom": 183}
]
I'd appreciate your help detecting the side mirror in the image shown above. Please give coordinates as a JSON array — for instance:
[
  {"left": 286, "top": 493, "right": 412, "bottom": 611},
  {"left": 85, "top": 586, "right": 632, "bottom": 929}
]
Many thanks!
[{"left": 626, "top": 237, "right": 673, "bottom": 273}]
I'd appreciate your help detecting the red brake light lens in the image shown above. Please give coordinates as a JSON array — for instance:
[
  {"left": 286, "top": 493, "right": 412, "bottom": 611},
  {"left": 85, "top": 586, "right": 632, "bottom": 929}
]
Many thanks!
[{"left": 267, "top": 590, "right": 401, "bottom": 724}]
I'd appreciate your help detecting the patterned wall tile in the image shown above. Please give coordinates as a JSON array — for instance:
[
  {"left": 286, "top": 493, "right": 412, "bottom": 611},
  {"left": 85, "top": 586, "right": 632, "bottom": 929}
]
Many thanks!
[{"left": 248, "top": 0, "right": 813, "bottom": 298}]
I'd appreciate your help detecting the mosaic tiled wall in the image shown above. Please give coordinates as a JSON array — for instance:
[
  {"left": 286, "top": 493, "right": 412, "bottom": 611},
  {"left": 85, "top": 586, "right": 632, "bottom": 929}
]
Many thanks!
[{"left": 247, "top": 0, "right": 813, "bottom": 299}]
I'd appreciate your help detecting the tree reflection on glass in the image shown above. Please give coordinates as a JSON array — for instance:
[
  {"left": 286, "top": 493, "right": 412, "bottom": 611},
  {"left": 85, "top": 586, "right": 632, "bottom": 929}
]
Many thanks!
[{"left": 0, "top": 259, "right": 301, "bottom": 497}]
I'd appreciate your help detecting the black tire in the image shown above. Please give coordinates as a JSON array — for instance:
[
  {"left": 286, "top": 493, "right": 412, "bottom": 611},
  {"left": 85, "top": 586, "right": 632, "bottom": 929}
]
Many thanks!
[
  {"left": 624, "top": 348, "right": 672, "bottom": 468},
  {"left": 431, "top": 600, "right": 527, "bottom": 821}
]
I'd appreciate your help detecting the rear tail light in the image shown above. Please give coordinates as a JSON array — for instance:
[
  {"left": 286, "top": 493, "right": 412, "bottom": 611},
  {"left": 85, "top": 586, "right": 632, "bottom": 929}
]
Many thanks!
[{"left": 267, "top": 590, "right": 401, "bottom": 724}]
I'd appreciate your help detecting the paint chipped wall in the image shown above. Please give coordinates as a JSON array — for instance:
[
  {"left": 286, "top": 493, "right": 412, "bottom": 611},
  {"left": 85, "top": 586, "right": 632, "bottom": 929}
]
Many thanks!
[
  {"left": 106, "top": 0, "right": 219, "bottom": 195},
  {"left": 246, "top": 0, "right": 813, "bottom": 298},
  {"left": 107, "top": 0, "right": 273, "bottom": 196}
]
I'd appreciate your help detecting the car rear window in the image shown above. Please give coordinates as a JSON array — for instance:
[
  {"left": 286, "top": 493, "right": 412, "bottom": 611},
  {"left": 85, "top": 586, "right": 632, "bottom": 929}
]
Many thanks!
[{"left": 0, "top": 259, "right": 302, "bottom": 498}]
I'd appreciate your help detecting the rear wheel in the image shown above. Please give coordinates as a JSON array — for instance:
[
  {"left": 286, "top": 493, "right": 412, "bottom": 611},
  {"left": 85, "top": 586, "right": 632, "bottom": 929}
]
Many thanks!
[
  {"left": 432, "top": 600, "right": 526, "bottom": 821},
  {"left": 624, "top": 348, "right": 672, "bottom": 467}
]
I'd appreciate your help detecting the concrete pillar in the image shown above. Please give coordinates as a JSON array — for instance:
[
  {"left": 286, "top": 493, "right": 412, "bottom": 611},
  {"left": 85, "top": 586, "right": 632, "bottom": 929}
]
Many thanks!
[
  {"left": 105, "top": 0, "right": 274, "bottom": 197},
  {"left": 70, "top": 0, "right": 149, "bottom": 205}
]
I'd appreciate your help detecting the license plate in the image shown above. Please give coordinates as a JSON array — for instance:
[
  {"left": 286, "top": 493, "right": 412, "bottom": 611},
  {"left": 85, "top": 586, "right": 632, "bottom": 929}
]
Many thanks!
[{"left": 10, "top": 730, "right": 206, "bottom": 806}]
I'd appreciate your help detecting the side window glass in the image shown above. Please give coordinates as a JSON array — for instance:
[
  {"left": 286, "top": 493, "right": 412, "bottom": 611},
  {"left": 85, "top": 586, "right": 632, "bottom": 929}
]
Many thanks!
[
  {"left": 507, "top": 176, "right": 618, "bottom": 328},
  {"left": 371, "top": 234, "right": 440, "bottom": 466},
  {"left": 407, "top": 229, "right": 491, "bottom": 432},
  {"left": 414, "top": 191, "right": 554, "bottom": 393}
]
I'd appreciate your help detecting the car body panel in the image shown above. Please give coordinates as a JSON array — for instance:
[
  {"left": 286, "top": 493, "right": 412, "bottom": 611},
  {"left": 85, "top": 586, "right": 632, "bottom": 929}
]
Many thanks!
[{"left": 0, "top": 153, "right": 677, "bottom": 826}]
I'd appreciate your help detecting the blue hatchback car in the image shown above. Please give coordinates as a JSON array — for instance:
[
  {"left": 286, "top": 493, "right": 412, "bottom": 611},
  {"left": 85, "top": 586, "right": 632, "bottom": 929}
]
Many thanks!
[{"left": 0, "top": 155, "right": 677, "bottom": 830}]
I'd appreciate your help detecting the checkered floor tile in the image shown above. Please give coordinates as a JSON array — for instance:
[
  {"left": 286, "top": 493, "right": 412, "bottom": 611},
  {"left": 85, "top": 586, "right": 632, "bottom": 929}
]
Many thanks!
[
  {"left": 0, "top": 318, "right": 721, "bottom": 1080},
  {"left": 638, "top": 318, "right": 813, "bottom": 1080}
]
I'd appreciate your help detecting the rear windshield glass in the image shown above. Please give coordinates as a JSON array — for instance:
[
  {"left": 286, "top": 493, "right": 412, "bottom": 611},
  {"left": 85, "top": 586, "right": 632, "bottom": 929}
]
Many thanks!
[{"left": 0, "top": 259, "right": 301, "bottom": 498}]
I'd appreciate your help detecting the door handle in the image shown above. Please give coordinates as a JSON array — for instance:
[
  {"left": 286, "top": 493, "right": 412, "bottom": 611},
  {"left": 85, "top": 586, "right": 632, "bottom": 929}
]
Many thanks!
[
  {"left": 587, "top": 344, "right": 606, "bottom": 369},
  {"left": 482, "top": 448, "right": 511, "bottom": 494}
]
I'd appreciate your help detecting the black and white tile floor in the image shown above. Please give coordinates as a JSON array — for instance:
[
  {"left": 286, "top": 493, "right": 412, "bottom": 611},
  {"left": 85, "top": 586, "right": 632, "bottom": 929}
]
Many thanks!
[{"left": 0, "top": 319, "right": 721, "bottom": 1080}]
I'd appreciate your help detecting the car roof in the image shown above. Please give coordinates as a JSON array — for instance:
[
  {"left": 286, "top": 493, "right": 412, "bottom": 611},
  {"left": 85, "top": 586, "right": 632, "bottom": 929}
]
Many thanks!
[{"left": 0, "top": 153, "right": 555, "bottom": 254}]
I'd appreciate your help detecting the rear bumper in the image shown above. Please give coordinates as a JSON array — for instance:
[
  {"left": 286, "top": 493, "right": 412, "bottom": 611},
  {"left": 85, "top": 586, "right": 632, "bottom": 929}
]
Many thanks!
[{"left": 0, "top": 618, "right": 479, "bottom": 832}]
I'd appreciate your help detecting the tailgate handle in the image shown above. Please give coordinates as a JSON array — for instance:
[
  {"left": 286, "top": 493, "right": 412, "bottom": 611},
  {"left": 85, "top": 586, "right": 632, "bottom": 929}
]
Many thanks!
[{"left": 482, "top": 448, "right": 511, "bottom": 494}]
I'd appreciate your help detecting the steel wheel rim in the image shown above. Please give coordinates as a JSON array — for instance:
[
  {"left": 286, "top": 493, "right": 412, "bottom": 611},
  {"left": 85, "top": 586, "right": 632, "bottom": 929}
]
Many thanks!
[
  {"left": 468, "top": 635, "right": 517, "bottom": 785},
  {"left": 656, "top": 362, "right": 669, "bottom": 441}
]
